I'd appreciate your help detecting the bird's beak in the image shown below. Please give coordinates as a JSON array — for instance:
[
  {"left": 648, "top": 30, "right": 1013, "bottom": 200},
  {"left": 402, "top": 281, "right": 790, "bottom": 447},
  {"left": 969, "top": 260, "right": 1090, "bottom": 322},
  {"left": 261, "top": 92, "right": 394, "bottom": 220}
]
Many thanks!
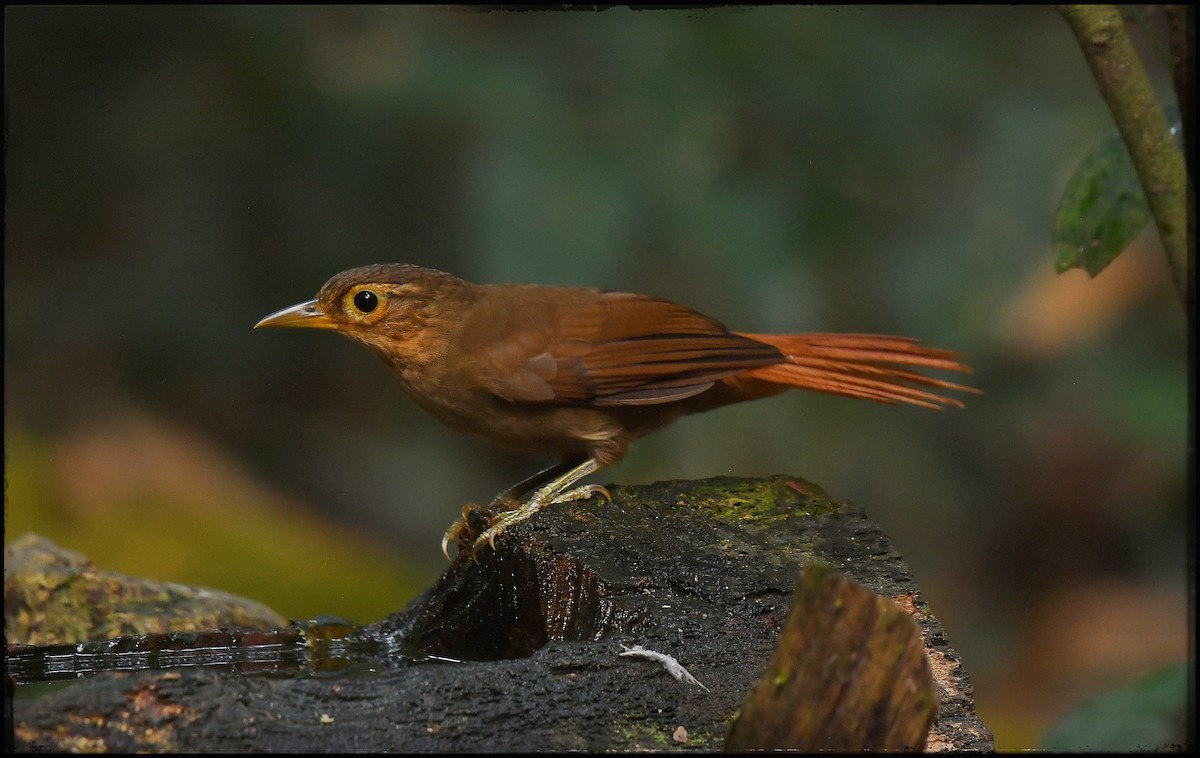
[{"left": 254, "top": 299, "right": 336, "bottom": 330}]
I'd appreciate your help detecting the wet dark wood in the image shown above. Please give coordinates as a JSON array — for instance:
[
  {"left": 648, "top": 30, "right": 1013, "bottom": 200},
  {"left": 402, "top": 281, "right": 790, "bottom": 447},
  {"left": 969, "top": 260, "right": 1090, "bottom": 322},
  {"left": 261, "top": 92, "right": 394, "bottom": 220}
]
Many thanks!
[{"left": 8, "top": 476, "right": 994, "bottom": 752}]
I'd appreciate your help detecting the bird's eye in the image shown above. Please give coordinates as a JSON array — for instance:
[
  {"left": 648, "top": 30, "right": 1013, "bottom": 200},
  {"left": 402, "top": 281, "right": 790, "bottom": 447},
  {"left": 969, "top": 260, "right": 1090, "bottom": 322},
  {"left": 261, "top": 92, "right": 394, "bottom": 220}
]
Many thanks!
[{"left": 352, "top": 290, "right": 379, "bottom": 314}]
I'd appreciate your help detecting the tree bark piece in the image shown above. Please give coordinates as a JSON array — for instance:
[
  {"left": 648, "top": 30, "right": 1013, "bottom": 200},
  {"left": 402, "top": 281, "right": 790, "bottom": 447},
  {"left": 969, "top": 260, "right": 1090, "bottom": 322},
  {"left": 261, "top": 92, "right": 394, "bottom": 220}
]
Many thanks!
[
  {"left": 725, "top": 563, "right": 936, "bottom": 751},
  {"left": 4, "top": 533, "right": 287, "bottom": 646}
]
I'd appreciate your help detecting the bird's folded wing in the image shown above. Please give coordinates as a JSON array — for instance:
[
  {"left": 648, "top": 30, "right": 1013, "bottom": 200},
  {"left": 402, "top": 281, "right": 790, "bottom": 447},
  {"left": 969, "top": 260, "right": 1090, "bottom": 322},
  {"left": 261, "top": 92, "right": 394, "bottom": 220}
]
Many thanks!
[{"left": 471, "top": 290, "right": 782, "bottom": 406}]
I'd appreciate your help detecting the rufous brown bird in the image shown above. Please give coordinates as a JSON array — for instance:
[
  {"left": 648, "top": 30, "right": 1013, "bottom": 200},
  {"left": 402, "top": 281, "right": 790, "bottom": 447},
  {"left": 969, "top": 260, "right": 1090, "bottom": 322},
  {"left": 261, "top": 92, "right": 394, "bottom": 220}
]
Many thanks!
[{"left": 256, "top": 264, "right": 977, "bottom": 558}]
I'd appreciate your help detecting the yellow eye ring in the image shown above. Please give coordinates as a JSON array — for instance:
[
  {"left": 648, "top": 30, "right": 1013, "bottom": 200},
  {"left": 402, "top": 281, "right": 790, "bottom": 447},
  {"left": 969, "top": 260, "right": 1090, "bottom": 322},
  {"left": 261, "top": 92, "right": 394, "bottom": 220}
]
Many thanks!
[{"left": 344, "top": 286, "right": 387, "bottom": 323}]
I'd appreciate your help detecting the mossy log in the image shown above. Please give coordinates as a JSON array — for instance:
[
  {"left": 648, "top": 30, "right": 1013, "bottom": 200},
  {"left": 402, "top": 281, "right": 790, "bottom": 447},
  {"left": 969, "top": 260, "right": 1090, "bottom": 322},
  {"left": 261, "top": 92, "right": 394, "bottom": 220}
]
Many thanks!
[{"left": 7, "top": 476, "right": 993, "bottom": 752}]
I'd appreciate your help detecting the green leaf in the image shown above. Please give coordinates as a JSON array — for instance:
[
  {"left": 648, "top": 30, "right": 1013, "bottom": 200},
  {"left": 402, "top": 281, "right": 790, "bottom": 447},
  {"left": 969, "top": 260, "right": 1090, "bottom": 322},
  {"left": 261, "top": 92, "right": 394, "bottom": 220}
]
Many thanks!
[
  {"left": 1039, "top": 662, "right": 1191, "bottom": 752},
  {"left": 1052, "top": 131, "right": 1150, "bottom": 277}
]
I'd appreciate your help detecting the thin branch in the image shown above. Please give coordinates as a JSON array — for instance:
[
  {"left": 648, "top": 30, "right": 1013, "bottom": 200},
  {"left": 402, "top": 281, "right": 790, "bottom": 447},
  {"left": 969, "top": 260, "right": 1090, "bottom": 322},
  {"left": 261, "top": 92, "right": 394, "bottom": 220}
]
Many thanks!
[
  {"left": 1058, "top": 5, "right": 1191, "bottom": 311},
  {"left": 1165, "top": 5, "right": 1193, "bottom": 179},
  {"left": 1164, "top": 5, "right": 1195, "bottom": 328}
]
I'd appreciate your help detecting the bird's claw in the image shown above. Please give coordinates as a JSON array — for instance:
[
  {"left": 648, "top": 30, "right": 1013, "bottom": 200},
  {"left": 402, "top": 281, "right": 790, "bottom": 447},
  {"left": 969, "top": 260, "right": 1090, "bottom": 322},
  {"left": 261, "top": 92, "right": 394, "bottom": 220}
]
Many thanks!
[
  {"left": 466, "top": 483, "right": 612, "bottom": 554},
  {"left": 440, "top": 503, "right": 493, "bottom": 560},
  {"left": 469, "top": 508, "right": 527, "bottom": 555}
]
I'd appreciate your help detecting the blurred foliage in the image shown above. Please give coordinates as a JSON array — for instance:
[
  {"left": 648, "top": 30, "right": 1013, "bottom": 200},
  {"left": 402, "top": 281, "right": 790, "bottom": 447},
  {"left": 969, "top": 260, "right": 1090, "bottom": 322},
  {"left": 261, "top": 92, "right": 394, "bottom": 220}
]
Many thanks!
[
  {"left": 5, "top": 420, "right": 424, "bottom": 624},
  {"left": 1053, "top": 131, "right": 1151, "bottom": 277},
  {"left": 1053, "top": 108, "right": 1181, "bottom": 279},
  {"left": 4, "top": 6, "right": 1189, "bottom": 749},
  {"left": 1040, "top": 662, "right": 1192, "bottom": 751}
]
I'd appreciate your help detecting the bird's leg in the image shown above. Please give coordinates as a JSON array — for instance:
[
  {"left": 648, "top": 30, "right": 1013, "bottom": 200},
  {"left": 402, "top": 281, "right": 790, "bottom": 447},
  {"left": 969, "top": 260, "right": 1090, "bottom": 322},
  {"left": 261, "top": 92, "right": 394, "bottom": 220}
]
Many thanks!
[
  {"left": 441, "top": 457, "right": 586, "bottom": 559},
  {"left": 472, "top": 456, "right": 610, "bottom": 553},
  {"left": 486, "top": 459, "right": 582, "bottom": 511}
]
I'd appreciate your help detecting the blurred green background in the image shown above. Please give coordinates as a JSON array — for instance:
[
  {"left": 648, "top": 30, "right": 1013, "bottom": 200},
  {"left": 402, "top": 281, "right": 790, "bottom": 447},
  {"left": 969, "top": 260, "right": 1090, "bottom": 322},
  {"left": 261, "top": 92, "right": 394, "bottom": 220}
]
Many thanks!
[{"left": 4, "top": 6, "right": 1189, "bottom": 749}]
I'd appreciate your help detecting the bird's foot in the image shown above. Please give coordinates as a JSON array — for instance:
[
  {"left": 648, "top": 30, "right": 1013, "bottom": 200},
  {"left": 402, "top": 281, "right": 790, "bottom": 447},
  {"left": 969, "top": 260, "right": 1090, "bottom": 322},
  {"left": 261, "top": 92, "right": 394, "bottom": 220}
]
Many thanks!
[
  {"left": 469, "top": 484, "right": 611, "bottom": 555},
  {"left": 440, "top": 502, "right": 496, "bottom": 560}
]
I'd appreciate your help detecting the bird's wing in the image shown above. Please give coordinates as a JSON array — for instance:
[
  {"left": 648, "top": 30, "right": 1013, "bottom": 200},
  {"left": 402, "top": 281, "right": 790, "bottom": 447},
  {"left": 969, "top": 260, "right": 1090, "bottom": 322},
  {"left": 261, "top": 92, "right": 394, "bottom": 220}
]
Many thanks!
[{"left": 469, "top": 289, "right": 782, "bottom": 406}]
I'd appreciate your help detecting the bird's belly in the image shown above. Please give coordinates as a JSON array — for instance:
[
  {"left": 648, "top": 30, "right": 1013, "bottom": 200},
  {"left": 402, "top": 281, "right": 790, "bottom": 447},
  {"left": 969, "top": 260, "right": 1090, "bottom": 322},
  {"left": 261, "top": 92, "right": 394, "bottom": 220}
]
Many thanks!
[{"left": 404, "top": 387, "right": 666, "bottom": 464}]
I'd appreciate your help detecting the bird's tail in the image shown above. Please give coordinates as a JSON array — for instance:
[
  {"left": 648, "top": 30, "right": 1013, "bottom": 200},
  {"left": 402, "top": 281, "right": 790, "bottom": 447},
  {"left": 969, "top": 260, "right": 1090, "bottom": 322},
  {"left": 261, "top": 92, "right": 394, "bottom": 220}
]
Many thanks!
[{"left": 731, "top": 333, "right": 979, "bottom": 410}]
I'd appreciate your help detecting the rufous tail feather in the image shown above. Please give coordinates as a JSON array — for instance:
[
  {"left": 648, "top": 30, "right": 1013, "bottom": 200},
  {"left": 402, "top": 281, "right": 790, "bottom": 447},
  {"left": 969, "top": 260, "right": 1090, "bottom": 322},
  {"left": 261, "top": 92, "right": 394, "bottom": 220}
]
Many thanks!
[{"left": 733, "top": 333, "right": 979, "bottom": 410}]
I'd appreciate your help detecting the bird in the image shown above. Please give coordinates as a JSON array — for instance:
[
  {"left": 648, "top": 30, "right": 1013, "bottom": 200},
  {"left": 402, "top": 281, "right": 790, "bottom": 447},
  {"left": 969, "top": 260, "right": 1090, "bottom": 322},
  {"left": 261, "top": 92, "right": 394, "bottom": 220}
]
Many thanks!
[{"left": 255, "top": 263, "right": 977, "bottom": 558}]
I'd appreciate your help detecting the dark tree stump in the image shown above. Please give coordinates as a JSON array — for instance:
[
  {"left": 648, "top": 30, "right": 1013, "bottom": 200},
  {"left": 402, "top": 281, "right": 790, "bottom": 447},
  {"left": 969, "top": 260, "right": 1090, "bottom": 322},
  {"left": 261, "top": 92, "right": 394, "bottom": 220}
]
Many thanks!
[{"left": 8, "top": 476, "right": 994, "bottom": 752}]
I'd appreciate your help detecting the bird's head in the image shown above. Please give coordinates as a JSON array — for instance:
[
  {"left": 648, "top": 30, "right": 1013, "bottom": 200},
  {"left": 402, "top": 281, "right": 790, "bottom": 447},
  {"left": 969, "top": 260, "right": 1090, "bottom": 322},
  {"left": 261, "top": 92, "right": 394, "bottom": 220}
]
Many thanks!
[{"left": 255, "top": 263, "right": 470, "bottom": 359}]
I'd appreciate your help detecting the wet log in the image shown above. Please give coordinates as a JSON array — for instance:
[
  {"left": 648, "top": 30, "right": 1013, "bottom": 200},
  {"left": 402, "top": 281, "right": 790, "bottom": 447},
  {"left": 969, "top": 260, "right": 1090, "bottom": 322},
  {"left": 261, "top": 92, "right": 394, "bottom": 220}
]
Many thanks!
[{"left": 7, "top": 475, "right": 993, "bottom": 752}]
